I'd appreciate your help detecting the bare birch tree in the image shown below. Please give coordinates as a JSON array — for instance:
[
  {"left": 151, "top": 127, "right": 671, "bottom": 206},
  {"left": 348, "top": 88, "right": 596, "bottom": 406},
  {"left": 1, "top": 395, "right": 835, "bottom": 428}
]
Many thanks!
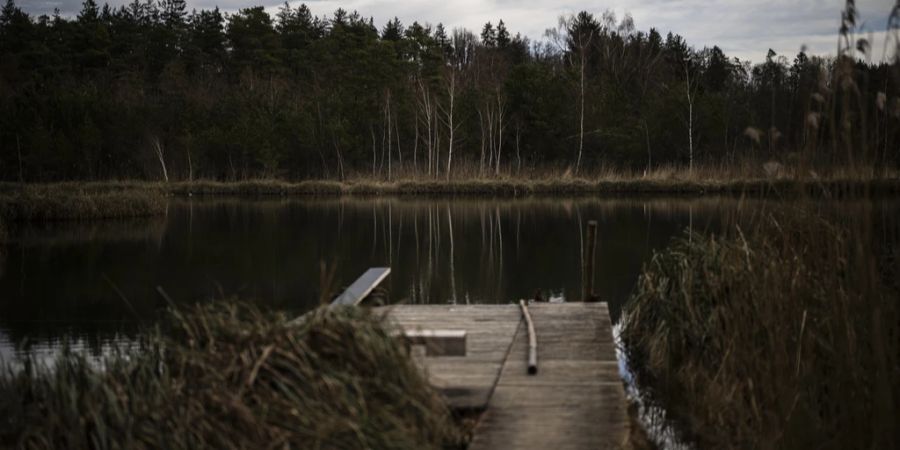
[
  {"left": 494, "top": 92, "right": 506, "bottom": 175},
  {"left": 152, "top": 136, "right": 169, "bottom": 182},
  {"left": 186, "top": 140, "right": 193, "bottom": 182},
  {"left": 439, "top": 68, "right": 459, "bottom": 180},
  {"left": 684, "top": 59, "right": 700, "bottom": 173},
  {"left": 546, "top": 14, "right": 597, "bottom": 175},
  {"left": 416, "top": 78, "right": 437, "bottom": 177}
]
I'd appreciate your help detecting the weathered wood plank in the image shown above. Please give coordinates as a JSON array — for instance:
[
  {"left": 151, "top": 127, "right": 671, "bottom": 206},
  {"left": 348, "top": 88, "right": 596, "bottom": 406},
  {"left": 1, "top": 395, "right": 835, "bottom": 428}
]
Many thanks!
[
  {"left": 469, "top": 302, "right": 629, "bottom": 450},
  {"left": 499, "top": 360, "right": 622, "bottom": 385},
  {"left": 376, "top": 304, "right": 521, "bottom": 411},
  {"left": 376, "top": 302, "right": 627, "bottom": 448}
]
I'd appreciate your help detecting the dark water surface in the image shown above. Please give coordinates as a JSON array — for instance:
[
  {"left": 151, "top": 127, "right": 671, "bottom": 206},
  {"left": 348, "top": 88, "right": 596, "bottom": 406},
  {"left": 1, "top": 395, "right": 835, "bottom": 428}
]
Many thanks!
[{"left": 1, "top": 196, "right": 892, "bottom": 361}]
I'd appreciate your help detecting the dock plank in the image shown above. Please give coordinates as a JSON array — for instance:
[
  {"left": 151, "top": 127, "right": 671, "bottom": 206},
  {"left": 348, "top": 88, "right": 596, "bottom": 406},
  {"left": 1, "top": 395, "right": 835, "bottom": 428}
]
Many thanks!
[
  {"left": 376, "top": 304, "right": 521, "bottom": 410},
  {"left": 376, "top": 302, "right": 628, "bottom": 448},
  {"left": 469, "top": 303, "right": 629, "bottom": 450}
]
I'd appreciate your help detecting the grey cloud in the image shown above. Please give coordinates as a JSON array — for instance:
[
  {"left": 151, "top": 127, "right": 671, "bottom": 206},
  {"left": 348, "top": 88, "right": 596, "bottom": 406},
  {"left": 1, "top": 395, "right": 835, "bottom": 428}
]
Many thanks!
[{"left": 15, "top": 0, "right": 897, "bottom": 62}]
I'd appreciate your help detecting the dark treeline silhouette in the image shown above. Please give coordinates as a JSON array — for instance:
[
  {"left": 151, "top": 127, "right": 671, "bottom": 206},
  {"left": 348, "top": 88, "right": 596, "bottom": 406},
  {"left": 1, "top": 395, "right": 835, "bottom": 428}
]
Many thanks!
[{"left": 0, "top": 0, "right": 898, "bottom": 181}]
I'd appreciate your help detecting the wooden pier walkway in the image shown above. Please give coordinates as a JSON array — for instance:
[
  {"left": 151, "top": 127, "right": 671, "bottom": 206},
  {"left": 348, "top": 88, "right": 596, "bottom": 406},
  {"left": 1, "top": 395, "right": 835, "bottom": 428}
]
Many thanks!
[{"left": 376, "top": 302, "right": 629, "bottom": 449}]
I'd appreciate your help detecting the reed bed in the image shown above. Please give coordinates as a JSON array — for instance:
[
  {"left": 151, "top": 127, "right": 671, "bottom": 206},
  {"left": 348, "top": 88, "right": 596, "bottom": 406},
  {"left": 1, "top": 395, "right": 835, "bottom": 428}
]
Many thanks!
[
  {"left": 165, "top": 175, "right": 899, "bottom": 197},
  {"left": 620, "top": 209, "right": 899, "bottom": 449},
  {"left": 0, "top": 186, "right": 166, "bottom": 221},
  {"left": 0, "top": 181, "right": 167, "bottom": 196},
  {"left": 3, "top": 162, "right": 898, "bottom": 200},
  {"left": 0, "top": 302, "right": 465, "bottom": 450},
  {"left": 167, "top": 179, "right": 346, "bottom": 196}
]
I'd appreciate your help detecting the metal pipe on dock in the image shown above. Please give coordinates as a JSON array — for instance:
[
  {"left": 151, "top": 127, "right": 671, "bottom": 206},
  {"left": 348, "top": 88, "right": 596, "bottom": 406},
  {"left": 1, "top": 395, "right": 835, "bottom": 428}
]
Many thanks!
[{"left": 519, "top": 300, "right": 538, "bottom": 375}]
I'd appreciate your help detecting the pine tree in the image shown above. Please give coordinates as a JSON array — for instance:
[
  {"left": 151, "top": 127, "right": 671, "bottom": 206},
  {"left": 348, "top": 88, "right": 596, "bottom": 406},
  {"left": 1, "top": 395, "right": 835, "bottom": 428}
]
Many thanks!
[
  {"left": 382, "top": 17, "right": 402, "bottom": 41},
  {"left": 496, "top": 20, "right": 509, "bottom": 47},
  {"left": 160, "top": 0, "right": 186, "bottom": 27},
  {"left": 78, "top": 0, "right": 99, "bottom": 23},
  {"left": 480, "top": 22, "right": 495, "bottom": 47}
]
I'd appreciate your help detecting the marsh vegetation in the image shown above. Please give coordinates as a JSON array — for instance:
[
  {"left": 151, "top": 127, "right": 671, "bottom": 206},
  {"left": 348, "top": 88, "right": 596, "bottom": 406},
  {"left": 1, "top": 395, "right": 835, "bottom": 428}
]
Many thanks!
[
  {"left": 0, "top": 186, "right": 167, "bottom": 222},
  {"left": 621, "top": 206, "right": 900, "bottom": 448},
  {"left": 0, "top": 302, "right": 465, "bottom": 449}
]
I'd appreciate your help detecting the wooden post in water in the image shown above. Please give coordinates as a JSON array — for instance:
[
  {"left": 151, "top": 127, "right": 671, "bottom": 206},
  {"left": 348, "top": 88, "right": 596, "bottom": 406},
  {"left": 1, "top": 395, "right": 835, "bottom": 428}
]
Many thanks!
[{"left": 583, "top": 221, "right": 598, "bottom": 301}]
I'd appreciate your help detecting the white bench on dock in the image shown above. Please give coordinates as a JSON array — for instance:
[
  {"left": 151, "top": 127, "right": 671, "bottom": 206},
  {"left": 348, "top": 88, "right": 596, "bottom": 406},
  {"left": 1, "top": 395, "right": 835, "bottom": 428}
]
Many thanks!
[{"left": 399, "top": 329, "right": 467, "bottom": 356}]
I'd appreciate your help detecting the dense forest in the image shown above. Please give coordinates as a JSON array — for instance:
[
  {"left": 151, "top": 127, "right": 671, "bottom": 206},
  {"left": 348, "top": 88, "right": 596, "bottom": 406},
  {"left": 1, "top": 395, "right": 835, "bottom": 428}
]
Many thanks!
[{"left": 0, "top": 0, "right": 898, "bottom": 181}]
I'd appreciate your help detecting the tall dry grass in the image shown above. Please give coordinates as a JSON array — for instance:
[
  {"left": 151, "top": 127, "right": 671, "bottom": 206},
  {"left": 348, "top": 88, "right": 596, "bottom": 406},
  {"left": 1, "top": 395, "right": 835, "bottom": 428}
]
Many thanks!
[
  {"left": 162, "top": 169, "right": 899, "bottom": 197},
  {"left": 0, "top": 185, "right": 167, "bottom": 221},
  {"left": 0, "top": 302, "right": 465, "bottom": 449},
  {"left": 343, "top": 157, "right": 899, "bottom": 184},
  {"left": 2, "top": 158, "right": 897, "bottom": 201},
  {"left": 620, "top": 207, "right": 899, "bottom": 448}
]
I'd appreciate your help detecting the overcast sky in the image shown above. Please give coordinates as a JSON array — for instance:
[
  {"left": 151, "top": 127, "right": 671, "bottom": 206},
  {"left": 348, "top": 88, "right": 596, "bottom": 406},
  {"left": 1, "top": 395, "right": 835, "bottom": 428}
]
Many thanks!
[{"left": 17, "top": 0, "right": 898, "bottom": 63}]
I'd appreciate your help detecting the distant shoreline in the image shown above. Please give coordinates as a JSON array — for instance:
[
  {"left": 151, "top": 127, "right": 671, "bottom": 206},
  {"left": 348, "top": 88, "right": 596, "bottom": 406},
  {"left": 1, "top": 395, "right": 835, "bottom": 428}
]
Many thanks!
[
  {"left": 4, "top": 177, "right": 900, "bottom": 200},
  {"left": 167, "top": 177, "right": 900, "bottom": 198}
]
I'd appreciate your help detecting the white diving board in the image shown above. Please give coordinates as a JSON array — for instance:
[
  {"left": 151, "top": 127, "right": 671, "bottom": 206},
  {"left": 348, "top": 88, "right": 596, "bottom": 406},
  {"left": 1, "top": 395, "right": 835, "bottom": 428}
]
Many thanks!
[{"left": 331, "top": 267, "right": 391, "bottom": 306}]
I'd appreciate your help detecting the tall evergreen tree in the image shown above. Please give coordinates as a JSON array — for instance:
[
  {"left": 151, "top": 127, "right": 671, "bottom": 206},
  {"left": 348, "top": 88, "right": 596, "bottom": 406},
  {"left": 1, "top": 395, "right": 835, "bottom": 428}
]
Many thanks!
[{"left": 480, "top": 22, "right": 496, "bottom": 47}]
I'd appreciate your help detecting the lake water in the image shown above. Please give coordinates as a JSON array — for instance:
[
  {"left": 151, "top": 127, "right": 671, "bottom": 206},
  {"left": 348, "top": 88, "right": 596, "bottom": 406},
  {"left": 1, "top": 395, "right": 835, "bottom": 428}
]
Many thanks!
[{"left": 0, "top": 195, "right": 894, "bottom": 362}]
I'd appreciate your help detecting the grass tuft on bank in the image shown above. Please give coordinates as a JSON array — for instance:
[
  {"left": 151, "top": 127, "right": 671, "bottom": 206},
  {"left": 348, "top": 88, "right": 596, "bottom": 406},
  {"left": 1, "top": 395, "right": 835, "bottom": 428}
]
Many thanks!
[
  {"left": 620, "top": 211, "right": 900, "bottom": 448},
  {"left": 0, "top": 302, "right": 465, "bottom": 449}
]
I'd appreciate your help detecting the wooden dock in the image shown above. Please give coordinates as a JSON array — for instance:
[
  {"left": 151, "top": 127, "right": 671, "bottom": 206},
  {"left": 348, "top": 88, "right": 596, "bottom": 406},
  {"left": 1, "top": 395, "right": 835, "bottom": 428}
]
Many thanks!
[{"left": 376, "top": 302, "right": 629, "bottom": 449}]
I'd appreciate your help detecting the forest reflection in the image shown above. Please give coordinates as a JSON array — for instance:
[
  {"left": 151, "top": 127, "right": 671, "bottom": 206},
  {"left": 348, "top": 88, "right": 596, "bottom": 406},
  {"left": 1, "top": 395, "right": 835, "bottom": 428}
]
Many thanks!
[{"left": 4, "top": 195, "right": 886, "bottom": 354}]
